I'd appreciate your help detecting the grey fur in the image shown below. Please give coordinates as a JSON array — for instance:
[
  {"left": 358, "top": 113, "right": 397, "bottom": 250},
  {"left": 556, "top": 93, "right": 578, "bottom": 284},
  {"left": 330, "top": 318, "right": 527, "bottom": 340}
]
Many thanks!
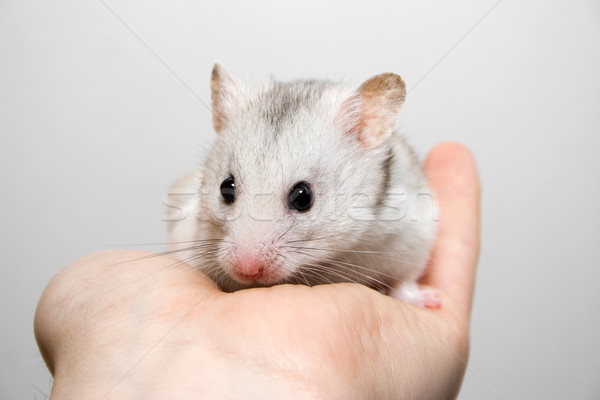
[
  {"left": 375, "top": 147, "right": 394, "bottom": 211},
  {"left": 255, "top": 80, "right": 333, "bottom": 135}
]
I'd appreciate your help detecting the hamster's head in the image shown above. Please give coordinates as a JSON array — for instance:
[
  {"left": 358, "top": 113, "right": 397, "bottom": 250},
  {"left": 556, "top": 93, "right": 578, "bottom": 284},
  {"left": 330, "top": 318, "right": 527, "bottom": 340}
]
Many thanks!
[{"left": 198, "top": 63, "right": 406, "bottom": 290}]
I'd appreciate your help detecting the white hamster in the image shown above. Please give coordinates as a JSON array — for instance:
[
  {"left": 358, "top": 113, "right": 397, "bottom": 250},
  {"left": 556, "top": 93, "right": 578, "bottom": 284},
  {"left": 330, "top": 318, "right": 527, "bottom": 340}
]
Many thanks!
[{"left": 166, "top": 63, "right": 439, "bottom": 308}]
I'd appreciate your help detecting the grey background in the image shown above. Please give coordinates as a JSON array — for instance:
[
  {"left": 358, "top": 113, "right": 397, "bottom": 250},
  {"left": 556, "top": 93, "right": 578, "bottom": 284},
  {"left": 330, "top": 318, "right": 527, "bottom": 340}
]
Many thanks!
[{"left": 1, "top": 0, "right": 599, "bottom": 398}]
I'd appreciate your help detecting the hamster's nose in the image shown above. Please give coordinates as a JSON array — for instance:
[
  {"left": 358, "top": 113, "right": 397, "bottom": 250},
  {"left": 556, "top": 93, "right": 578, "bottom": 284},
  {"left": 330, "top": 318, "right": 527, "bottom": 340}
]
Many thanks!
[{"left": 234, "top": 257, "right": 265, "bottom": 281}]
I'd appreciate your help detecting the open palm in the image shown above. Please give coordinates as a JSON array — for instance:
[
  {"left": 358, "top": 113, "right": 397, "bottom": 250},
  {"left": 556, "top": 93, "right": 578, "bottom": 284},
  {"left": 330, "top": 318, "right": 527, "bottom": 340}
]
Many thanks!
[{"left": 35, "top": 143, "right": 480, "bottom": 399}]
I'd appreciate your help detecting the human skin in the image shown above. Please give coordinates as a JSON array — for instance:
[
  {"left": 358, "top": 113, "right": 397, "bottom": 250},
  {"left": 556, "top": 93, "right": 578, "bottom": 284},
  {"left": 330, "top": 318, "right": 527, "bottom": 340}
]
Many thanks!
[{"left": 34, "top": 142, "right": 480, "bottom": 399}]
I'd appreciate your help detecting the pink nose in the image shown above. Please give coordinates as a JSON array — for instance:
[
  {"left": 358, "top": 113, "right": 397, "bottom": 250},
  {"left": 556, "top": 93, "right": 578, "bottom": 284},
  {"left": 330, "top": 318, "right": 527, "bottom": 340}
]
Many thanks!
[{"left": 234, "top": 257, "right": 265, "bottom": 280}]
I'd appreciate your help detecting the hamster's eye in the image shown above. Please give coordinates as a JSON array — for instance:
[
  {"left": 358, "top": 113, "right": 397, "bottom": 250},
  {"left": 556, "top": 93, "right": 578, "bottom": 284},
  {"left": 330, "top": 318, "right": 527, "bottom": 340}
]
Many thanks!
[
  {"left": 288, "top": 182, "right": 313, "bottom": 212},
  {"left": 220, "top": 176, "right": 236, "bottom": 204}
]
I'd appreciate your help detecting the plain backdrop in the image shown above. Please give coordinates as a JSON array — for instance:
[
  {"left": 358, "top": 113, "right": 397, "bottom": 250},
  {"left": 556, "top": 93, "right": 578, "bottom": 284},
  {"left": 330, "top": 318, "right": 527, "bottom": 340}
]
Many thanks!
[{"left": 1, "top": 0, "right": 599, "bottom": 398}]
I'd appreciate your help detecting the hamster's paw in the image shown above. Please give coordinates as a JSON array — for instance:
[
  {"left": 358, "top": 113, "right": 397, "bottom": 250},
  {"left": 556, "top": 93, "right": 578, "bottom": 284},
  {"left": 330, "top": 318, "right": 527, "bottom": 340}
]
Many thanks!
[{"left": 391, "top": 281, "right": 441, "bottom": 309}]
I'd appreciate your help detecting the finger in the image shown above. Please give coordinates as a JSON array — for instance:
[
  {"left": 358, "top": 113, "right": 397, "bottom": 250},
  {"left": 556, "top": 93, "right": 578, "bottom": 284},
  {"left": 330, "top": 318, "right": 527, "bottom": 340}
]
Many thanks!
[{"left": 421, "top": 142, "right": 481, "bottom": 323}]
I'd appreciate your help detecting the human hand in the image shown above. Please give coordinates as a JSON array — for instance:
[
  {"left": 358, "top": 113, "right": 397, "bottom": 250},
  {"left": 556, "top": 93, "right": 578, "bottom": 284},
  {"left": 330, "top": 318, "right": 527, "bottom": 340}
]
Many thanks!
[{"left": 34, "top": 142, "right": 480, "bottom": 399}]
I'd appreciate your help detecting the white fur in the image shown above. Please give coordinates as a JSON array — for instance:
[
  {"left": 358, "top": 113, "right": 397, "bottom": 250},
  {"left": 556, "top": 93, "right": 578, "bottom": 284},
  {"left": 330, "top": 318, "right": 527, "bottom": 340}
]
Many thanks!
[{"left": 167, "top": 67, "right": 438, "bottom": 306}]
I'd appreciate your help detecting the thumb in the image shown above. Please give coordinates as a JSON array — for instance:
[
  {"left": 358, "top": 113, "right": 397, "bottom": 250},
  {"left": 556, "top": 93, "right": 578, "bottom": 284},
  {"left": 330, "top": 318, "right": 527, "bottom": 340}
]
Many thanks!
[{"left": 421, "top": 142, "right": 481, "bottom": 324}]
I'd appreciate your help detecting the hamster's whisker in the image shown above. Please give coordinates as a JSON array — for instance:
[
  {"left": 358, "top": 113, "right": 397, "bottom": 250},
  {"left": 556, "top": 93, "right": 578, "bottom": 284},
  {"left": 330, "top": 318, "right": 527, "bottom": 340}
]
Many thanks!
[
  {"left": 323, "top": 261, "right": 394, "bottom": 290},
  {"left": 293, "top": 269, "right": 313, "bottom": 286},
  {"left": 277, "top": 218, "right": 296, "bottom": 241},
  {"left": 283, "top": 245, "right": 409, "bottom": 256},
  {"left": 278, "top": 252, "right": 305, "bottom": 284},
  {"left": 284, "top": 245, "right": 418, "bottom": 265},
  {"left": 300, "top": 265, "right": 343, "bottom": 283},
  {"left": 113, "top": 240, "right": 224, "bottom": 266},
  {"left": 284, "top": 235, "right": 336, "bottom": 244},
  {"left": 298, "top": 265, "right": 338, "bottom": 285},
  {"left": 282, "top": 248, "right": 405, "bottom": 292},
  {"left": 114, "top": 238, "right": 229, "bottom": 247},
  {"left": 134, "top": 242, "right": 227, "bottom": 280},
  {"left": 149, "top": 253, "right": 216, "bottom": 278},
  {"left": 286, "top": 247, "right": 410, "bottom": 280},
  {"left": 325, "top": 259, "right": 402, "bottom": 283},
  {"left": 297, "top": 257, "right": 396, "bottom": 291},
  {"left": 308, "top": 262, "right": 387, "bottom": 288}
]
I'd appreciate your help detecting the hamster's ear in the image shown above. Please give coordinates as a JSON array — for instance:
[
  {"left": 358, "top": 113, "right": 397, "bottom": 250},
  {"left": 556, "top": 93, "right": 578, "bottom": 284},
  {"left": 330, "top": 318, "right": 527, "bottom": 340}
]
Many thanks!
[
  {"left": 340, "top": 73, "right": 406, "bottom": 148},
  {"left": 211, "top": 63, "right": 242, "bottom": 133}
]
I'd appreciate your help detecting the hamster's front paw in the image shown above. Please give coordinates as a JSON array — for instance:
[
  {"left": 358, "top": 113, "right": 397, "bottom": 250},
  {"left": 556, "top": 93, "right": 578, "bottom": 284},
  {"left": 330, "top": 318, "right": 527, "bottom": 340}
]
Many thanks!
[{"left": 391, "top": 281, "right": 441, "bottom": 309}]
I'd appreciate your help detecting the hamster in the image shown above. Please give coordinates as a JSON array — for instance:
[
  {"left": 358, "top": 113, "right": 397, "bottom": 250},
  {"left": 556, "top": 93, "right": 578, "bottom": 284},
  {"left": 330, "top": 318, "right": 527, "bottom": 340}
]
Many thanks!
[{"left": 166, "top": 63, "right": 439, "bottom": 308}]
